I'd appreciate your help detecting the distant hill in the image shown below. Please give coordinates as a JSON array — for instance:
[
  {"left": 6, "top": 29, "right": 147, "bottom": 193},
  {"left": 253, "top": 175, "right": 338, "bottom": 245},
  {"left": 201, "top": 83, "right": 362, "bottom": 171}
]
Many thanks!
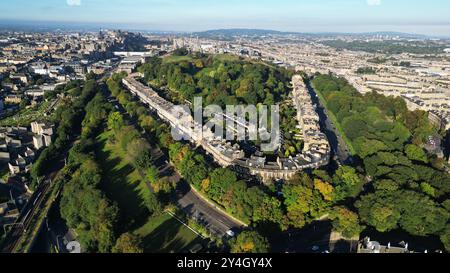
[
  {"left": 191, "top": 28, "right": 431, "bottom": 39},
  {"left": 192, "top": 28, "right": 297, "bottom": 37},
  {"left": 357, "top": 31, "right": 428, "bottom": 38}
]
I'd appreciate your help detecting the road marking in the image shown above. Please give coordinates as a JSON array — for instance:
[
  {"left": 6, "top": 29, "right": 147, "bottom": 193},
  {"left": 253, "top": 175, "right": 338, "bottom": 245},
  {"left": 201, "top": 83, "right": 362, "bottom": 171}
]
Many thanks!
[{"left": 166, "top": 211, "right": 205, "bottom": 239}]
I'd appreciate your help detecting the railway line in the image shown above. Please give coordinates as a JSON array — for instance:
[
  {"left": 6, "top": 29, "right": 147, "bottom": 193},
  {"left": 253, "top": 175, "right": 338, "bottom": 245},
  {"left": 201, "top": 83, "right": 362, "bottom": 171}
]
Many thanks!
[{"left": 1, "top": 178, "right": 52, "bottom": 253}]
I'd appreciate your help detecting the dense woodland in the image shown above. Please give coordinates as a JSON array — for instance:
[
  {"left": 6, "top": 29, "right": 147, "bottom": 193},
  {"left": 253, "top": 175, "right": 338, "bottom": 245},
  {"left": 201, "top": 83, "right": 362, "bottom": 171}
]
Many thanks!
[
  {"left": 30, "top": 79, "right": 100, "bottom": 190},
  {"left": 312, "top": 74, "right": 450, "bottom": 250},
  {"left": 138, "top": 53, "right": 302, "bottom": 157},
  {"left": 138, "top": 53, "right": 293, "bottom": 107}
]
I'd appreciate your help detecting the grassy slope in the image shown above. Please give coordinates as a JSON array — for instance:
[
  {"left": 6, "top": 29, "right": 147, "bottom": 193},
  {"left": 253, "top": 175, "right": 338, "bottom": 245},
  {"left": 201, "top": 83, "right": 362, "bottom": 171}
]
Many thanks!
[
  {"left": 95, "top": 131, "right": 148, "bottom": 231},
  {"left": 135, "top": 214, "right": 203, "bottom": 253},
  {"left": 95, "top": 130, "right": 201, "bottom": 252}
]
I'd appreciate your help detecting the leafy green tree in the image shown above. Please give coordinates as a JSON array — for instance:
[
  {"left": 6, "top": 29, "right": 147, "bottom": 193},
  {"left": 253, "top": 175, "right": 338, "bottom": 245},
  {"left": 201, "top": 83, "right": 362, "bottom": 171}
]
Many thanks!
[
  {"left": 356, "top": 190, "right": 448, "bottom": 236},
  {"left": 126, "top": 138, "right": 152, "bottom": 170},
  {"left": 117, "top": 126, "right": 140, "bottom": 152},
  {"left": 208, "top": 168, "right": 238, "bottom": 201},
  {"left": 373, "top": 179, "right": 399, "bottom": 192},
  {"left": 356, "top": 192, "right": 401, "bottom": 232},
  {"left": 152, "top": 176, "right": 177, "bottom": 194},
  {"left": 144, "top": 191, "right": 162, "bottom": 215},
  {"left": 342, "top": 116, "right": 368, "bottom": 140},
  {"left": 283, "top": 174, "right": 330, "bottom": 228},
  {"left": 354, "top": 138, "right": 390, "bottom": 159},
  {"left": 314, "top": 179, "right": 333, "bottom": 202},
  {"left": 140, "top": 115, "right": 157, "bottom": 132},
  {"left": 420, "top": 182, "right": 436, "bottom": 197},
  {"left": 145, "top": 166, "right": 159, "bottom": 184},
  {"left": 112, "top": 233, "right": 144, "bottom": 253},
  {"left": 173, "top": 47, "right": 189, "bottom": 56},
  {"left": 330, "top": 207, "right": 364, "bottom": 238},
  {"left": 442, "top": 199, "right": 450, "bottom": 212},
  {"left": 60, "top": 162, "right": 119, "bottom": 253},
  {"left": 230, "top": 231, "right": 270, "bottom": 253},
  {"left": 440, "top": 226, "right": 450, "bottom": 252},
  {"left": 332, "top": 166, "right": 364, "bottom": 201},
  {"left": 108, "top": 111, "right": 125, "bottom": 134},
  {"left": 86, "top": 71, "right": 97, "bottom": 81},
  {"left": 405, "top": 144, "right": 429, "bottom": 163},
  {"left": 253, "top": 196, "right": 284, "bottom": 229},
  {"left": 396, "top": 190, "right": 448, "bottom": 236}
]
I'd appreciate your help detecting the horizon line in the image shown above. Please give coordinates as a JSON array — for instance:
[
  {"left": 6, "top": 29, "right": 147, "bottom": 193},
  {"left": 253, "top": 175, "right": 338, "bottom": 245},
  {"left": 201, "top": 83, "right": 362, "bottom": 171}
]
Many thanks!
[{"left": 0, "top": 19, "right": 449, "bottom": 38}]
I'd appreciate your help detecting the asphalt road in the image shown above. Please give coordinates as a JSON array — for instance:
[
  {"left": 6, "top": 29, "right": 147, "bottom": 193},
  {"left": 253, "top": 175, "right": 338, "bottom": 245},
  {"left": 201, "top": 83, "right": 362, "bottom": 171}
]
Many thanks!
[
  {"left": 149, "top": 143, "right": 243, "bottom": 237},
  {"left": 306, "top": 80, "right": 354, "bottom": 166},
  {"left": 176, "top": 181, "right": 244, "bottom": 237}
]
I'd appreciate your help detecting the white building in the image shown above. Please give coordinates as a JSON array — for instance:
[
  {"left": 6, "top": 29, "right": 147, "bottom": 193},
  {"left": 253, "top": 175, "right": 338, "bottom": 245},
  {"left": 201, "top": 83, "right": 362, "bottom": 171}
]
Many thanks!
[{"left": 33, "top": 135, "right": 44, "bottom": 150}]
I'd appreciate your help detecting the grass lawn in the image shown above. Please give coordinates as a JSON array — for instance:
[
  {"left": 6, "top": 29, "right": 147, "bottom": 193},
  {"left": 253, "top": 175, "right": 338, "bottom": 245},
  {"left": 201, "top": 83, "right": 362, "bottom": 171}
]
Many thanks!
[
  {"left": 95, "top": 129, "right": 203, "bottom": 253},
  {"left": 134, "top": 213, "right": 204, "bottom": 253},
  {"left": 95, "top": 130, "right": 150, "bottom": 232}
]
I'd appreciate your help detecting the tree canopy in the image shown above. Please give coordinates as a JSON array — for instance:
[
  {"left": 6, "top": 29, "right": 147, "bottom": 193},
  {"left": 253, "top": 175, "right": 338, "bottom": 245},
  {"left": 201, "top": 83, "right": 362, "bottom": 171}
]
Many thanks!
[{"left": 230, "top": 231, "right": 270, "bottom": 253}]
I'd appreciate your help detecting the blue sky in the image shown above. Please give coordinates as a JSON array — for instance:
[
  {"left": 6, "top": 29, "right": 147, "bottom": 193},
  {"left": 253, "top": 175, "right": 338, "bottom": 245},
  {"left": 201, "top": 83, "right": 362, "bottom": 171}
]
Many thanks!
[{"left": 1, "top": 0, "right": 450, "bottom": 35}]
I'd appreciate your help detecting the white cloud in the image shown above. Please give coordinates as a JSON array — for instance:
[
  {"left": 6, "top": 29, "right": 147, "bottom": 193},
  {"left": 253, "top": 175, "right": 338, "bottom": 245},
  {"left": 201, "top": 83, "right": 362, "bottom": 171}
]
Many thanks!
[
  {"left": 67, "top": 0, "right": 81, "bottom": 6},
  {"left": 367, "top": 0, "right": 381, "bottom": 6}
]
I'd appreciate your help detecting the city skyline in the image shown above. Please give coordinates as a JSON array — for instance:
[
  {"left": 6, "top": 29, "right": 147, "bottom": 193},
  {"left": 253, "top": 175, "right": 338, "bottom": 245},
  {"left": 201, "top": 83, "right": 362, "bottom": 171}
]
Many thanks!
[{"left": 1, "top": 0, "right": 450, "bottom": 36}]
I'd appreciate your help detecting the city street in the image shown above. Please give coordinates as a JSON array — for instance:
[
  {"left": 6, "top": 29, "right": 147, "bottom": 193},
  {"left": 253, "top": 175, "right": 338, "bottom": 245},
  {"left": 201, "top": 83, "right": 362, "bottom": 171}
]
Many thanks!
[{"left": 306, "top": 81, "right": 354, "bottom": 166}]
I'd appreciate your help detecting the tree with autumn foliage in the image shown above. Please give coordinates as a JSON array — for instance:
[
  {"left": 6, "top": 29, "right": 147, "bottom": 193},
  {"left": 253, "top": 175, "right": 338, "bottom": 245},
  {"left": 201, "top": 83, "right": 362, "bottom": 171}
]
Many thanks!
[
  {"left": 282, "top": 173, "right": 331, "bottom": 228},
  {"left": 330, "top": 207, "right": 364, "bottom": 238},
  {"left": 230, "top": 231, "right": 270, "bottom": 253},
  {"left": 314, "top": 178, "right": 334, "bottom": 202},
  {"left": 112, "top": 233, "right": 144, "bottom": 253}
]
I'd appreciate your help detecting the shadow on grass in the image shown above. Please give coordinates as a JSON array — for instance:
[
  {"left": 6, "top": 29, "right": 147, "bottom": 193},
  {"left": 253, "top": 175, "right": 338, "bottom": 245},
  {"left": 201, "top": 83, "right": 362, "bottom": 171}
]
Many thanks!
[
  {"left": 95, "top": 135, "right": 149, "bottom": 233},
  {"left": 141, "top": 217, "right": 203, "bottom": 253}
]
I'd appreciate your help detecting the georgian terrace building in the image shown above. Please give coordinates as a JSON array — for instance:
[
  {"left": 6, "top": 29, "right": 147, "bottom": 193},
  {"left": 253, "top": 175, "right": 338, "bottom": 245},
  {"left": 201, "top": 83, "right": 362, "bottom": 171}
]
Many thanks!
[{"left": 122, "top": 74, "right": 330, "bottom": 183}]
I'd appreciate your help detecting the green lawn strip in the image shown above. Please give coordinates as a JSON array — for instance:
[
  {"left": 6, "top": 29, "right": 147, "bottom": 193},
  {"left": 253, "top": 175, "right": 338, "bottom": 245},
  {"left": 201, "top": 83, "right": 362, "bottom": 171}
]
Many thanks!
[
  {"left": 313, "top": 84, "right": 357, "bottom": 156},
  {"left": 134, "top": 213, "right": 203, "bottom": 253},
  {"left": 95, "top": 130, "right": 149, "bottom": 232},
  {"left": 95, "top": 129, "right": 202, "bottom": 253}
]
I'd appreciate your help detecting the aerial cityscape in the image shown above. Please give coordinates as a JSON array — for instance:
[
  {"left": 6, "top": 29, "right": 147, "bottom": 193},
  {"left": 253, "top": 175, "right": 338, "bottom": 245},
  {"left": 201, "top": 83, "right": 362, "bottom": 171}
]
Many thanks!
[{"left": 0, "top": 0, "right": 449, "bottom": 263}]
